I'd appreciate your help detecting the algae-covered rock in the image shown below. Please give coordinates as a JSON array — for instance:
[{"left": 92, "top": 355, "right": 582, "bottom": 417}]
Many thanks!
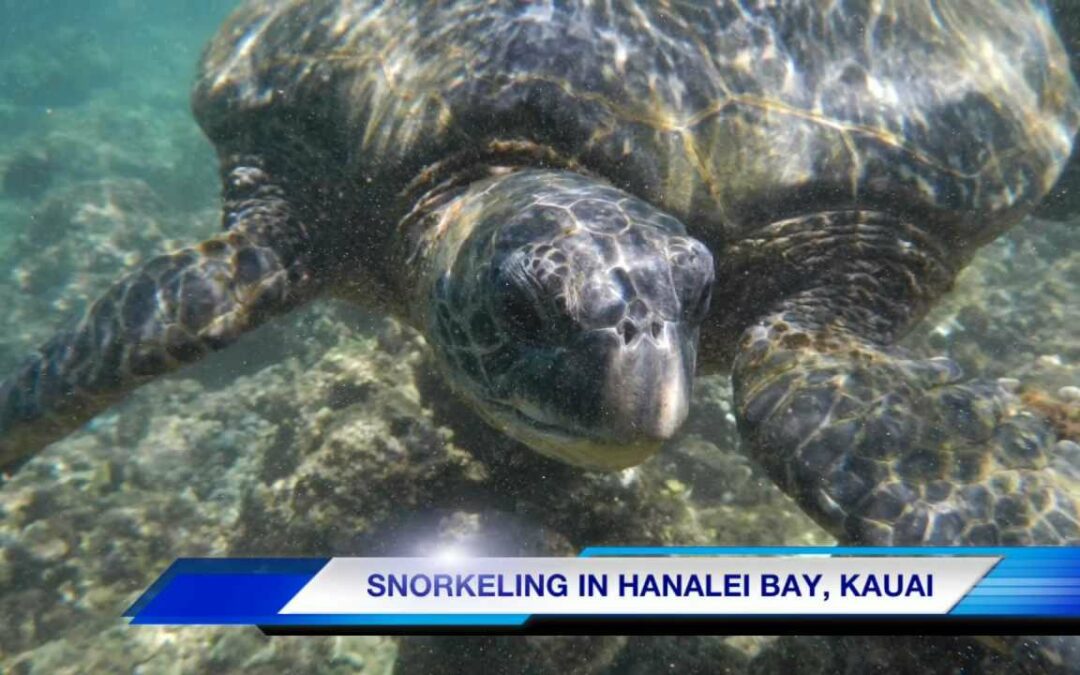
[
  {"left": 904, "top": 216, "right": 1079, "bottom": 393},
  {"left": 0, "top": 309, "right": 700, "bottom": 672}
]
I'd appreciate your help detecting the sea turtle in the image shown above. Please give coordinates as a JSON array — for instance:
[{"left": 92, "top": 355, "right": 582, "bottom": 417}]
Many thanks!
[{"left": 0, "top": 0, "right": 1077, "bottom": 547}]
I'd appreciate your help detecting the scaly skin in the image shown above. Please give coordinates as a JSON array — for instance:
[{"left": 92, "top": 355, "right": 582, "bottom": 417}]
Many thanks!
[
  {"left": 728, "top": 216, "right": 1079, "bottom": 545},
  {"left": 398, "top": 168, "right": 713, "bottom": 469}
]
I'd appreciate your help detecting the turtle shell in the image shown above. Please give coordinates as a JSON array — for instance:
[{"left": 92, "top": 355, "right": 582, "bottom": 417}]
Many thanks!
[{"left": 194, "top": 0, "right": 1078, "bottom": 254}]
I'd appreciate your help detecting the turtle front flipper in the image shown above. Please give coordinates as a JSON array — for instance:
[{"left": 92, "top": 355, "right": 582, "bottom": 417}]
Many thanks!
[
  {"left": 728, "top": 212, "right": 1079, "bottom": 546},
  {"left": 0, "top": 158, "right": 317, "bottom": 473}
]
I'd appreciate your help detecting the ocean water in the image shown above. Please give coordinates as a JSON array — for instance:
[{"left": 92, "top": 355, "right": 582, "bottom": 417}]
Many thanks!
[{"left": 0, "top": 1, "right": 1077, "bottom": 673}]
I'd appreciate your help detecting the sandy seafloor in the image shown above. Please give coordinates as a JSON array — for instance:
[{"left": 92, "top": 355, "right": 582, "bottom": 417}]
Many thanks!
[{"left": 0, "top": 1, "right": 1077, "bottom": 673}]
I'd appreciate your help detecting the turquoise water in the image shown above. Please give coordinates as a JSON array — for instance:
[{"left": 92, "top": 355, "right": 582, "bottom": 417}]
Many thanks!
[
  {"left": 0, "top": 1, "right": 235, "bottom": 374},
  {"left": 0, "top": 1, "right": 1077, "bottom": 673}
]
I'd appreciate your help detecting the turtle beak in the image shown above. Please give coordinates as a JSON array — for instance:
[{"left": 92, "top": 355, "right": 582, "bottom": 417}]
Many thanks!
[{"left": 601, "top": 320, "right": 694, "bottom": 442}]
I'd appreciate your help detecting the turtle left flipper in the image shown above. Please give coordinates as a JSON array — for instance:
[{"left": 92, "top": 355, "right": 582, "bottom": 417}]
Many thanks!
[
  {"left": 0, "top": 158, "right": 318, "bottom": 473},
  {"left": 731, "top": 213, "right": 1080, "bottom": 545}
]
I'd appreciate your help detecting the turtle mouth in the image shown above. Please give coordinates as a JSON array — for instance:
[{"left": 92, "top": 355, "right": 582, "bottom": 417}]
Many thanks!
[
  {"left": 485, "top": 398, "right": 665, "bottom": 471},
  {"left": 467, "top": 322, "right": 694, "bottom": 470},
  {"left": 489, "top": 397, "right": 593, "bottom": 442}
]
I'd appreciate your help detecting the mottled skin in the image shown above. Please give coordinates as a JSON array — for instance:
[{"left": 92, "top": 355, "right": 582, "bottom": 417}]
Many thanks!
[
  {"left": 401, "top": 168, "right": 713, "bottom": 468},
  {"left": 0, "top": 0, "right": 1078, "bottom": 550}
]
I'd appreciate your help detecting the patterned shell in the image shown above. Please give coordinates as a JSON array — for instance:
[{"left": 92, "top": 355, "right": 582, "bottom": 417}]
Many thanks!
[{"left": 194, "top": 0, "right": 1078, "bottom": 254}]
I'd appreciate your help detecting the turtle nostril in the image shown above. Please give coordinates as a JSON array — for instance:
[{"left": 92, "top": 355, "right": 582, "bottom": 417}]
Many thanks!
[
  {"left": 650, "top": 321, "right": 662, "bottom": 339},
  {"left": 619, "top": 320, "right": 638, "bottom": 345}
]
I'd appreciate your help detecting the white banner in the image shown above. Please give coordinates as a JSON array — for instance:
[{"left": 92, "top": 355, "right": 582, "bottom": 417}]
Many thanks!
[{"left": 280, "top": 556, "right": 998, "bottom": 615}]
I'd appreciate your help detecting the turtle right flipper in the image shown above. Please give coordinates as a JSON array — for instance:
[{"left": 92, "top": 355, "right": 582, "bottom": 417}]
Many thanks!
[
  {"left": 735, "top": 306, "right": 1080, "bottom": 546},
  {"left": 0, "top": 158, "right": 318, "bottom": 474},
  {"left": 729, "top": 212, "right": 1080, "bottom": 546}
]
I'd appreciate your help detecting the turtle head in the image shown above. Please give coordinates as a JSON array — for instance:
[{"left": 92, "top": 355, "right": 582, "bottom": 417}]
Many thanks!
[{"left": 418, "top": 170, "right": 713, "bottom": 469}]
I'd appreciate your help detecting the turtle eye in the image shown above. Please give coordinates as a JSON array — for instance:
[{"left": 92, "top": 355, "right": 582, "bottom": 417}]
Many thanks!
[
  {"left": 670, "top": 239, "right": 714, "bottom": 324},
  {"left": 684, "top": 283, "right": 712, "bottom": 324},
  {"left": 495, "top": 276, "right": 546, "bottom": 340}
]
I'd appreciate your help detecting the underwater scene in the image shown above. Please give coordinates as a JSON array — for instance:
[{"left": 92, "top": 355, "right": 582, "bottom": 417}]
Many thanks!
[{"left": 0, "top": 0, "right": 1078, "bottom": 672}]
